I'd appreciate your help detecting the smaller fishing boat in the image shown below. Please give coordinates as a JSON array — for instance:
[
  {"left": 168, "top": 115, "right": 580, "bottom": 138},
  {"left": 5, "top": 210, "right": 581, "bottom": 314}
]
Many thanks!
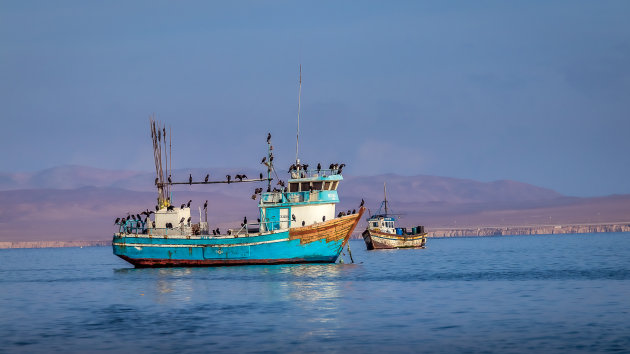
[{"left": 361, "top": 183, "right": 427, "bottom": 250}]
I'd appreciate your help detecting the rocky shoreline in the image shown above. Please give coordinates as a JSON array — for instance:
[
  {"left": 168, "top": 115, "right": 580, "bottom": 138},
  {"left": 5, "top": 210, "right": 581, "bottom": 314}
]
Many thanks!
[
  {"left": 0, "top": 240, "right": 110, "bottom": 249},
  {"left": 427, "top": 223, "right": 630, "bottom": 237}
]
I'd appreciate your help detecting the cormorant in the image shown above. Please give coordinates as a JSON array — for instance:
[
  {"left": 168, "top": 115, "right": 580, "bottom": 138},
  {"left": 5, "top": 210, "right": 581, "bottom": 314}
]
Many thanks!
[
  {"left": 322, "top": 216, "right": 326, "bottom": 222},
  {"left": 187, "top": 217, "right": 191, "bottom": 224},
  {"left": 114, "top": 217, "right": 120, "bottom": 224},
  {"left": 167, "top": 205, "right": 175, "bottom": 211},
  {"left": 205, "top": 174, "right": 209, "bottom": 183},
  {"left": 226, "top": 175, "right": 231, "bottom": 184},
  {"left": 187, "top": 200, "right": 192, "bottom": 208},
  {"left": 267, "top": 132, "right": 271, "bottom": 143},
  {"left": 317, "top": 163, "right": 321, "bottom": 172},
  {"left": 257, "top": 218, "right": 261, "bottom": 223},
  {"left": 180, "top": 217, "right": 185, "bottom": 224},
  {"left": 352, "top": 209, "right": 356, "bottom": 214},
  {"left": 269, "top": 155, "right": 274, "bottom": 162},
  {"left": 136, "top": 214, "right": 141, "bottom": 221},
  {"left": 261, "top": 156, "right": 266, "bottom": 164},
  {"left": 251, "top": 194, "right": 256, "bottom": 200},
  {"left": 360, "top": 199, "right": 365, "bottom": 207},
  {"left": 154, "top": 177, "right": 158, "bottom": 185},
  {"left": 203, "top": 200, "right": 208, "bottom": 209},
  {"left": 329, "top": 163, "right": 334, "bottom": 170},
  {"left": 259, "top": 173, "right": 263, "bottom": 179},
  {"left": 168, "top": 175, "right": 172, "bottom": 183},
  {"left": 155, "top": 205, "right": 159, "bottom": 211},
  {"left": 302, "top": 221, "right": 305, "bottom": 226},
  {"left": 241, "top": 174, "right": 247, "bottom": 180},
  {"left": 216, "top": 228, "right": 220, "bottom": 234},
  {"left": 292, "top": 214, "right": 296, "bottom": 221},
  {"left": 189, "top": 174, "right": 192, "bottom": 185},
  {"left": 303, "top": 164, "right": 309, "bottom": 172},
  {"left": 243, "top": 216, "right": 247, "bottom": 225},
  {"left": 236, "top": 175, "right": 244, "bottom": 182},
  {"left": 180, "top": 204, "right": 185, "bottom": 209},
  {"left": 212, "top": 230, "right": 216, "bottom": 236},
  {"left": 131, "top": 214, "right": 136, "bottom": 221}
]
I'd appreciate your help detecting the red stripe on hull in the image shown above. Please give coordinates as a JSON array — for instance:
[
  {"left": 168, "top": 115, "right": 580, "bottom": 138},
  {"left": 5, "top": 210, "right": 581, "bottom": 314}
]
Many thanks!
[{"left": 118, "top": 255, "right": 336, "bottom": 268}]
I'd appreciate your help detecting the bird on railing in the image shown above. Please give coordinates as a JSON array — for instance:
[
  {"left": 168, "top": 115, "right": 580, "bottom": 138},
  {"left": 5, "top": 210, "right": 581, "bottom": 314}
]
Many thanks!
[
  {"left": 269, "top": 154, "right": 274, "bottom": 163},
  {"left": 205, "top": 174, "right": 209, "bottom": 183},
  {"left": 180, "top": 203, "right": 185, "bottom": 209},
  {"left": 322, "top": 216, "right": 326, "bottom": 222},
  {"left": 187, "top": 200, "right": 192, "bottom": 208},
  {"left": 180, "top": 217, "right": 185, "bottom": 224},
  {"left": 167, "top": 205, "right": 175, "bottom": 211},
  {"left": 189, "top": 174, "right": 192, "bottom": 185},
  {"left": 215, "top": 228, "right": 220, "bottom": 235},
  {"left": 155, "top": 205, "right": 159, "bottom": 211},
  {"left": 257, "top": 218, "right": 261, "bottom": 223},
  {"left": 236, "top": 174, "right": 244, "bottom": 182},
  {"left": 303, "top": 164, "right": 309, "bottom": 172},
  {"left": 317, "top": 163, "right": 321, "bottom": 173},
  {"left": 187, "top": 217, "right": 191, "bottom": 224},
  {"left": 292, "top": 214, "right": 296, "bottom": 221},
  {"left": 302, "top": 221, "right": 305, "bottom": 226},
  {"left": 168, "top": 175, "right": 172, "bottom": 184},
  {"left": 226, "top": 175, "right": 231, "bottom": 184},
  {"left": 267, "top": 132, "right": 271, "bottom": 143},
  {"left": 352, "top": 209, "right": 356, "bottom": 214},
  {"left": 154, "top": 177, "right": 159, "bottom": 185},
  {"left": 114, "top": 217, "right": 120, "bottom": 224},
  {"left": 136, "top": 214, "right": 142, "bottom": 221},
  {"left": 243, "top": 216, "right": 247, "bottom": 225},
  {"left": 251, "top": 194, "right": 256, "bottom": 200},
  {"left": 203, "top": 200, "right": 208, "bottom": 209},
  {"left": 259, "top": 172, "right": 263, "bottom": 179},
  {"left": 261, "top": 156, "right": 266, "bottom": 165},
  {"left": 360, "top": 199, "right": 365, "bottom": 207},
  {"left": 212, "top": 230, "right": 216, "bottom": 235}
]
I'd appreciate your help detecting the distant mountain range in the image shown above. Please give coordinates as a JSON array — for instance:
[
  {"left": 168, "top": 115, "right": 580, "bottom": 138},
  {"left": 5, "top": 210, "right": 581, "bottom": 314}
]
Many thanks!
[{"left": 0, "top": 165, "right": 628, "bottom": 242}]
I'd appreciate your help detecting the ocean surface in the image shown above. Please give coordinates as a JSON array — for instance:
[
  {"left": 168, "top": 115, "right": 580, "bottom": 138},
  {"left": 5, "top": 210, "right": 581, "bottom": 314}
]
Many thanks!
[{"left": 1, "top": 233, "right": 630, "bottom": 353}]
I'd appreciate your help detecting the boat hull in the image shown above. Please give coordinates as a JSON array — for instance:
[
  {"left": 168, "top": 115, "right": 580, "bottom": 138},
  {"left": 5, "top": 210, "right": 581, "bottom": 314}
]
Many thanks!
[
  {"left": 362, "top": 229, "right": 426, "bottom": 250},
  {"left": 113, "top": 207, "right": 364, "bottom": 267}
]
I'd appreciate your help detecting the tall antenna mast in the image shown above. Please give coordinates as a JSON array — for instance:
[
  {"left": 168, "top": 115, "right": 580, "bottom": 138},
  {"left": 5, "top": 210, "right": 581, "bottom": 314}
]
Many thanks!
[{"left": 295, "top": 64, "right": 302, "bottom": 164}]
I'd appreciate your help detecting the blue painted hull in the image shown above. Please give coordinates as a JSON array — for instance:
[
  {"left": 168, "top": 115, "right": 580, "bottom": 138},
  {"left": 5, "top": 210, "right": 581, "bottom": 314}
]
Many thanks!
[{"left": 112, "top": 208, "right": 364, "bottom": 267}]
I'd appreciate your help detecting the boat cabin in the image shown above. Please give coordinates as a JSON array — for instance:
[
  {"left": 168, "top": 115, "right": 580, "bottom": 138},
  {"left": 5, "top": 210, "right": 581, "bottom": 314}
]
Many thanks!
[
  {"left": 367, "top": 215, "right": 396, "bottom": 234},
  {"left": 259, "top": 169, "right": 342, "bottom": 232}
]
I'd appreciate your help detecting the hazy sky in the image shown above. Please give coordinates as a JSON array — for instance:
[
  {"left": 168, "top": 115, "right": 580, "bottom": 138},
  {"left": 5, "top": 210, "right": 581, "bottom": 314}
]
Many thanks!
[{"left": 1, "top": 1, "right": 629, "bottom": 197}]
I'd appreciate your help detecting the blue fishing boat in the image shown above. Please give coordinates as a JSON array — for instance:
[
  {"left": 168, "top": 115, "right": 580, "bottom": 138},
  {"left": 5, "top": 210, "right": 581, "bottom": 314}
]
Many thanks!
[{"left": 112, "top": 71, "right": 364, "bottom": 267}]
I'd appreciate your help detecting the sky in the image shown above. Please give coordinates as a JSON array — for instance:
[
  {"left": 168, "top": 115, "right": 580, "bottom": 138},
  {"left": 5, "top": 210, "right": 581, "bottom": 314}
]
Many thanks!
[{"left": 1, "top": 1, "right": 629, "bottom": 197}]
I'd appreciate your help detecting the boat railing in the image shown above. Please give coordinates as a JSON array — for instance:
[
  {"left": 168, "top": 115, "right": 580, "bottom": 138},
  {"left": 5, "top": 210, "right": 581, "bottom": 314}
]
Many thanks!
[{"left": 290, "top": 169, "right": 341, "bottom": 179}]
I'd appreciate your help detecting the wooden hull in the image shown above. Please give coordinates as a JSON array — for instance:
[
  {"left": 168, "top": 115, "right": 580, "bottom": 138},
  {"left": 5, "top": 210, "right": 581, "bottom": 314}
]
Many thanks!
[
  {"left": 113, "top": 207, "right": 365, "bottom": 267},
  {"left": 362, "top": 229, "right": 426, "bottom": 250}
]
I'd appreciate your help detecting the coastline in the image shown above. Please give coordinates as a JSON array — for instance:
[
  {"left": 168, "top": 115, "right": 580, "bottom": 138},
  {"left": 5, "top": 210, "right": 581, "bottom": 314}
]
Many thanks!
[
  {"left": 2, "top": 222, "right": 629, "bottom": 249},
  {"left": 0, "top": 240, "right": 110, "bottom": 249}
]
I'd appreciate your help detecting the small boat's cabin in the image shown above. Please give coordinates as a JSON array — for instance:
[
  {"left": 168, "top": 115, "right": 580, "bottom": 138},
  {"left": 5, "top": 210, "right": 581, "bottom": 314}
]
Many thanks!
[{"left": 367, "top": 215, "right": 396, "bottom": 234}]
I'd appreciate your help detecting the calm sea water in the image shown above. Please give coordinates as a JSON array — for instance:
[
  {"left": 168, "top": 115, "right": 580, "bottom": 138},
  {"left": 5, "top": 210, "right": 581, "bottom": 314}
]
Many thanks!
[{"left": 1, "top": 233, "right": 630, "bottom": 353}]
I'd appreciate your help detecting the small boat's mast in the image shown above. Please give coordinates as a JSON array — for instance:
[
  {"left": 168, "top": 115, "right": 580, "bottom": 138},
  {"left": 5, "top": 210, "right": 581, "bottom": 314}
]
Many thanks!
[
  {"left": 295, "top": 64, "right": 302, "bottom": 168},
  {"left": 384, "top": 182, "right": 389, "bottom": 215}
]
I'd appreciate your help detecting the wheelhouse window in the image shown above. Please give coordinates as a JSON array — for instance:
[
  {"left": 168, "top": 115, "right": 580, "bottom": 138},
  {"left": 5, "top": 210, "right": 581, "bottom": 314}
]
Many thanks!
[
  {"left": 312, "top": 181, "right": 323, "bottom": 191},
  {"left": 289, "top": 183, "right": 298, "bottom": 192}
]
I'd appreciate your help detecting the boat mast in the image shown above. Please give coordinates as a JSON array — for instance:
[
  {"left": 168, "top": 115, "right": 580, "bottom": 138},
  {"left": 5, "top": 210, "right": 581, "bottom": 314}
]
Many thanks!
[
  {"left": 384, "top": 182, "right": 389, "bottom": 215},
  {"left": 295, "top": 64, "right": 302, "bottom": 167}
]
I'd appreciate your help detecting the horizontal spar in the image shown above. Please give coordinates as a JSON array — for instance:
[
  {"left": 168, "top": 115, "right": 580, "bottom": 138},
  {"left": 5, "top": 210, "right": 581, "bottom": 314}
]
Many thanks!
[{"left": 159, "top": 178, "right": 271, "bottom": 186}]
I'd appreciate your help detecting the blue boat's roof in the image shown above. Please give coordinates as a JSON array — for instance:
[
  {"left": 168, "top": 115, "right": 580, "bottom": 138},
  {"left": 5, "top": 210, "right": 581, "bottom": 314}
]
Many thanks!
[{"left": 367, "top": 214, "right": 395, "bottom": 222}]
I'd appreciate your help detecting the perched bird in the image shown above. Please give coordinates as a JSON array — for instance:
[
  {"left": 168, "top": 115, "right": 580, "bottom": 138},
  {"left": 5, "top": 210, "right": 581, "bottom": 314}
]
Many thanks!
[
  {"left": 136, "top": 214, "right": 141, "bottom": 221},
  {"left": 155, "top": 205, "right": 159, "bottom": 211},
  {"left": 322, "top": 216, "right": 326, "bottom": 222},
  {"left": 236, "top": 174, "right": 244, "bottom": 182},
  {"left": 180, "top": 217, "right": 185, "bottom": 224},
  {"left": 257, "top": 218, "right": 261, "bottom": 223},
  {"left": 180, "top": 204, "right": 185, "bottom": 209},
  {"left": 337, "top": 212, "right": 342, "bottom": 217},
  {"left": 251, "top": 194, "right": 256, "bottom": 200},
  {"left": 203, "top": 200, "right": 208, "bottom": 209},
  {"left": 243, "top": 216, "right": 247, "bottom": 225},
  {"left": 212, "top": 230, "right": 216, "bottom": 236},
  {"left": 267, "top": 132, "right": 271, "bottom": 143},
  {"left": 154, "top": 177, "right": 159, "bottom": 185},
  {"left": 121, "top": 218, "right": 126, "bottom": 224},
  {"left": 259, "top": 173, "right": 263, "bottom": 180},
  {"left": 360, "top": 199, "right": 365, "bottom": 207},
  {"left": 168, "top": 175, "right": 172, "bottom": 184},
  {"left": 329, "top": 163, "right": 334, "bottom": 170},
  {"left": 261, "top": 156, "right": 267, "bottom": 164},
  {"left": 216, "top": 228, "right": 220, "bottom": 235},
  {"left": 167, "top": 205, "right": 175, "bottom": 211},
  {"left": 292, "top": 214, "right": 296, "bottom": 221},
  {"left": 205, "top": 174, "right": 209, "bottom": 183},
  {"left": 136, "top": 221, "right": 141, "bottom": 228},
  {"left": 187, "top": 200, "right": 192, "bottom": 208},
  {"left": 114, "top": 217, "right": 120, "bottom": 224},
  {"left": 302, "top": 221, "right": 305, "bottom": 226},
  {"left": 131, "top": 214, "right": 136, "bottom": 221},
  {"left": 241, "top": 174, "right": 247, "bottom": 180},
  {"left": 189, "top": 174, "right": 192, "bottom": 185},
  {"left": 317, "top": 163, "right": 321, "bottom": 172},
  {"left": 347, "top": 210, "right": 351, "bottom": 215},
  {"left": 339, "top": 163, "right": 346, "bottom": 169},
  {"left": 352, "top": 209, "right": 356, "bottom": 214},
  {"left": 303, "top": 164, "right": 309, "bottom": 172},
  {"left": 269, "top": 154, "right": 274, "bottom": 162},
  {"left": 226, "top": 175, "right": 231, "bottom": 184},
  {"left": 187, "top": 217, "right": 191, "bottom": 224}
]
